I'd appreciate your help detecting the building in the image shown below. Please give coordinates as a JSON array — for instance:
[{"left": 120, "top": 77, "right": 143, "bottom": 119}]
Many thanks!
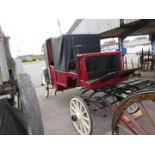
[
  {"left": 67, "top": 19, "right": 136, "bottom": 34},
  {"left": 67, "top": 19, "right": 152, "bottom": 54},
  {"left": 17, "top": 54, "right": 44, "bottom": 62}
]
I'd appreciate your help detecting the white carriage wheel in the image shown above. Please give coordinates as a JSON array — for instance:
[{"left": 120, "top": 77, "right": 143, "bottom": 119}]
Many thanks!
[
  {"left": 42, "top": 72, "right": 49, "bottom": 97},
  {"left": 44, "top": 83, "right": 49, "bottom": 97},
  {"left": 70, "top": 96, "right": 93, "bottom": 135}
]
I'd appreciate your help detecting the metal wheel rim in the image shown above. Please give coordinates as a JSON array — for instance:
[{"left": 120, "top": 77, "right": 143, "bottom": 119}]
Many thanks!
[
  {"left": 115, "top": 97, "right": 139, "bottom": 114},
  {"left": 70, "top": 97, "right": 92, "bottom": 135}
]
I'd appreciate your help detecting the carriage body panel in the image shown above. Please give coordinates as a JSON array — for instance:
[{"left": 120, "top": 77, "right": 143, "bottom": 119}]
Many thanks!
[{"left": 44, "top": 34, "right": 130, "bottom": 91}]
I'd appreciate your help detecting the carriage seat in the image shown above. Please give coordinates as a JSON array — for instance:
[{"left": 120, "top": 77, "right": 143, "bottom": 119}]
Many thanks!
[{"left": 85, "top": 54, "right": 121, "bottom": 81}]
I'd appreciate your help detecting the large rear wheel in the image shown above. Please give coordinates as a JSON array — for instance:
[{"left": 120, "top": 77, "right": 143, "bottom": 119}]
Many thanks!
[{"left": 112, "top": 89, "right": 155, "bottom": 135}]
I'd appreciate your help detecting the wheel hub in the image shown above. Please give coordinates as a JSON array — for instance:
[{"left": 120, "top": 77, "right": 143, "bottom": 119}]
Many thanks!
[
  {"left": 71, "top": 115, "right": 78, "bottom": 121},
  {"left": 76, "top": 112, "right": 82, "bottom": 120},
  {"left": 71, "top": 112, "right": 82, "bottom": 121}
]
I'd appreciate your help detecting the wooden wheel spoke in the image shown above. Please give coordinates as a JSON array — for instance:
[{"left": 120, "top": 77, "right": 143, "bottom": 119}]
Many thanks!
[
  {"left": 82, "top": 120, "right": 87, "bottom": 133},
  {"left": 112, "top": 90, "right": 155, "bottom": 135},
  {"left": 117, "top": 123, "right": 134, "bottom": 135},
  {"left": 71, "top": 106, "right": 76, "bottom": 113},
  {"left": 125, "top": 112, "right": 147, "bottom": 135},
  {"left": 79, "top": 102, "right": 83, "bottom": 112},
  {"left": 138, "top": 102, "right": 155, "bottom": 132},
  {"left": 75, "top": 100, "right": 80, "bottom": 111},
  {"left": 81, "top": 119, "right": 89, "bottom": 130},
  {"left": 82, "top": 116, "right": 89, "bottom": 122},
  {"left": 79, "top": 121, "right": 83, "bottom": 133},
  {"left": 72, "top": 101, "right": 78, "bottom": 111}
]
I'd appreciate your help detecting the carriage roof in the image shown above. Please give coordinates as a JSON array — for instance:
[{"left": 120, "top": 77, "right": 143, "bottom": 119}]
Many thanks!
[{"left": 46, "top": 34, "right": 101, "bottom": 71}]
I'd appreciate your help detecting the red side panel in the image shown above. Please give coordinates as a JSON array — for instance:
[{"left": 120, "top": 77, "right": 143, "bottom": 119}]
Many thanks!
[
  {"left": 55, "top": 71, "right": 68, "bottom": 88},
  {"left": 49, "top": 66, "right": 68, "bottom": 91},
  {"left": 77, "top": 52, "right": 122, "bottom": 82},
  {"left": 77, "top": 56, "right": 88, "bottom": 82},
  {"left": 76, "top": 51, "right": 127, "bottom": 90},
  {"left": 67, "top": 72, "right": 77, "bottom": 78}
]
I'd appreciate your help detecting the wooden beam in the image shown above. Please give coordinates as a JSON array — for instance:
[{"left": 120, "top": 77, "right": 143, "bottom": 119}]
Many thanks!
[
  {"left": 0, "top": 37, "right": 10, "bottom": 82},
  {"left": 0, "top": 67, "right": 3, "bottom": 85}
]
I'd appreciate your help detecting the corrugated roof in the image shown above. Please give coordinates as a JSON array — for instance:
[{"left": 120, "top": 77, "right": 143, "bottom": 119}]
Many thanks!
[{"left": 100, "top": 19, "right": 155, "bottom": 39}]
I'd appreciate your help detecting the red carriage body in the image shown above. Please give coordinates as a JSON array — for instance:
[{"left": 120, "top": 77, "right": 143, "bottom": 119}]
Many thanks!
[{"left": 44, "top": 34, "right": 132, "bottom": 92}]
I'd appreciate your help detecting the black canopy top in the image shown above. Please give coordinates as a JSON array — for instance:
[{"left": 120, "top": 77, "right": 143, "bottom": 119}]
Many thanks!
[{"left": 47, "top": 34, "right": 101, "bottom": 71}]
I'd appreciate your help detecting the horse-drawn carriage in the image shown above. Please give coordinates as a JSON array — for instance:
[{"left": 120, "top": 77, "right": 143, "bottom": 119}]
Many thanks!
[{"left": 42, "top": 34, "right": 155, "bottom": 135}]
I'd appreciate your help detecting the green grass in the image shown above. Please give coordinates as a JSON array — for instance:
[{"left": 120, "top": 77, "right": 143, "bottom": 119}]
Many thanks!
[{"left": 23, "top": 60, "right": 44, "bottom": 65}]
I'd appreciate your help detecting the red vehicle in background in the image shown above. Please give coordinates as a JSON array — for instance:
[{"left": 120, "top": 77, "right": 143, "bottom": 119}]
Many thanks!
[{"left": 42, "top": 34, "right": 155, "bottom": 135}]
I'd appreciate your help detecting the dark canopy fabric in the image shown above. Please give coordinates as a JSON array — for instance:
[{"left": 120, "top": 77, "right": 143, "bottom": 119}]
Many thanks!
[{"left": 49, "top": 34, "right": 100, "bottom": 71}]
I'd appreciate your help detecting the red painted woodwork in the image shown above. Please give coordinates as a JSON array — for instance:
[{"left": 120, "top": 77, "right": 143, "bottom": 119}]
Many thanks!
[
  {"left": 46, "top": 49, "right": 128, "bottom": 92},
  {"left": 79, "top": 75, "right": 128, "bottom": 90},
  {"left": 55, "top": 70, "right": 68, "bottom": 88}
]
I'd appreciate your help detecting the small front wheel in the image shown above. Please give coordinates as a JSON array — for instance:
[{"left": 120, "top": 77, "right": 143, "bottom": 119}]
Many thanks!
[
  {"left": 42, "top": 70, "right": 49, "bottom": 97},
  {"left": 44, "top": 83, "right": 49, "bottom": 97},
  {"left": 70, "top": 96, "right": 93, "bottom": 135}
]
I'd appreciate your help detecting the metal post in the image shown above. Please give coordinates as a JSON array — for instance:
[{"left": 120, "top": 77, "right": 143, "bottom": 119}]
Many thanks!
[
  {"left": 150, "top": 35, "right": 155, "bottom": 55},
  {"left": 118, "top": 19, "right": 125, "bottom": 68},
  {"left": 119, "top": 19, "right": 125, "bottom": 52},
  {"left": 150, "top": 34, "right": 155, "bottom": 70},
  {"left": 118, "top": 37, "right": 124, "bottom": 53},
  {"left": 0, "top": 34, "right": 10, "bottom": 82}
]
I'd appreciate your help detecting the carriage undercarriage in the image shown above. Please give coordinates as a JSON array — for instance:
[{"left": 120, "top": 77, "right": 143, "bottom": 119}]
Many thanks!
[{"left": 70, "top": 78, "right": 155, "bottom": 135}]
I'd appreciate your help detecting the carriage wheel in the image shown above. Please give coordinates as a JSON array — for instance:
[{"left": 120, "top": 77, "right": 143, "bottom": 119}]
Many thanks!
[
  {"left": 44, "top": 83, "right": 49, "bottom": 97},
  {"left": 70, "top": 96, "right": 93, "bottom": 135},
  {"left": 42, "top": 73, "right": 49, "bottom": 97},
  {"left": 112, "top": 89, "right": 155, "bottom": 135}
]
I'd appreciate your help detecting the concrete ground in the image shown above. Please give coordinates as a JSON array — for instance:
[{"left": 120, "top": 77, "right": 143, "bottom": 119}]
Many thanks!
[
  {"left": 24, "top": 61, "right": 155, "bottom": 135},
  {"left": 24, "top": 62, "right": 113, "bottom": 135}
]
